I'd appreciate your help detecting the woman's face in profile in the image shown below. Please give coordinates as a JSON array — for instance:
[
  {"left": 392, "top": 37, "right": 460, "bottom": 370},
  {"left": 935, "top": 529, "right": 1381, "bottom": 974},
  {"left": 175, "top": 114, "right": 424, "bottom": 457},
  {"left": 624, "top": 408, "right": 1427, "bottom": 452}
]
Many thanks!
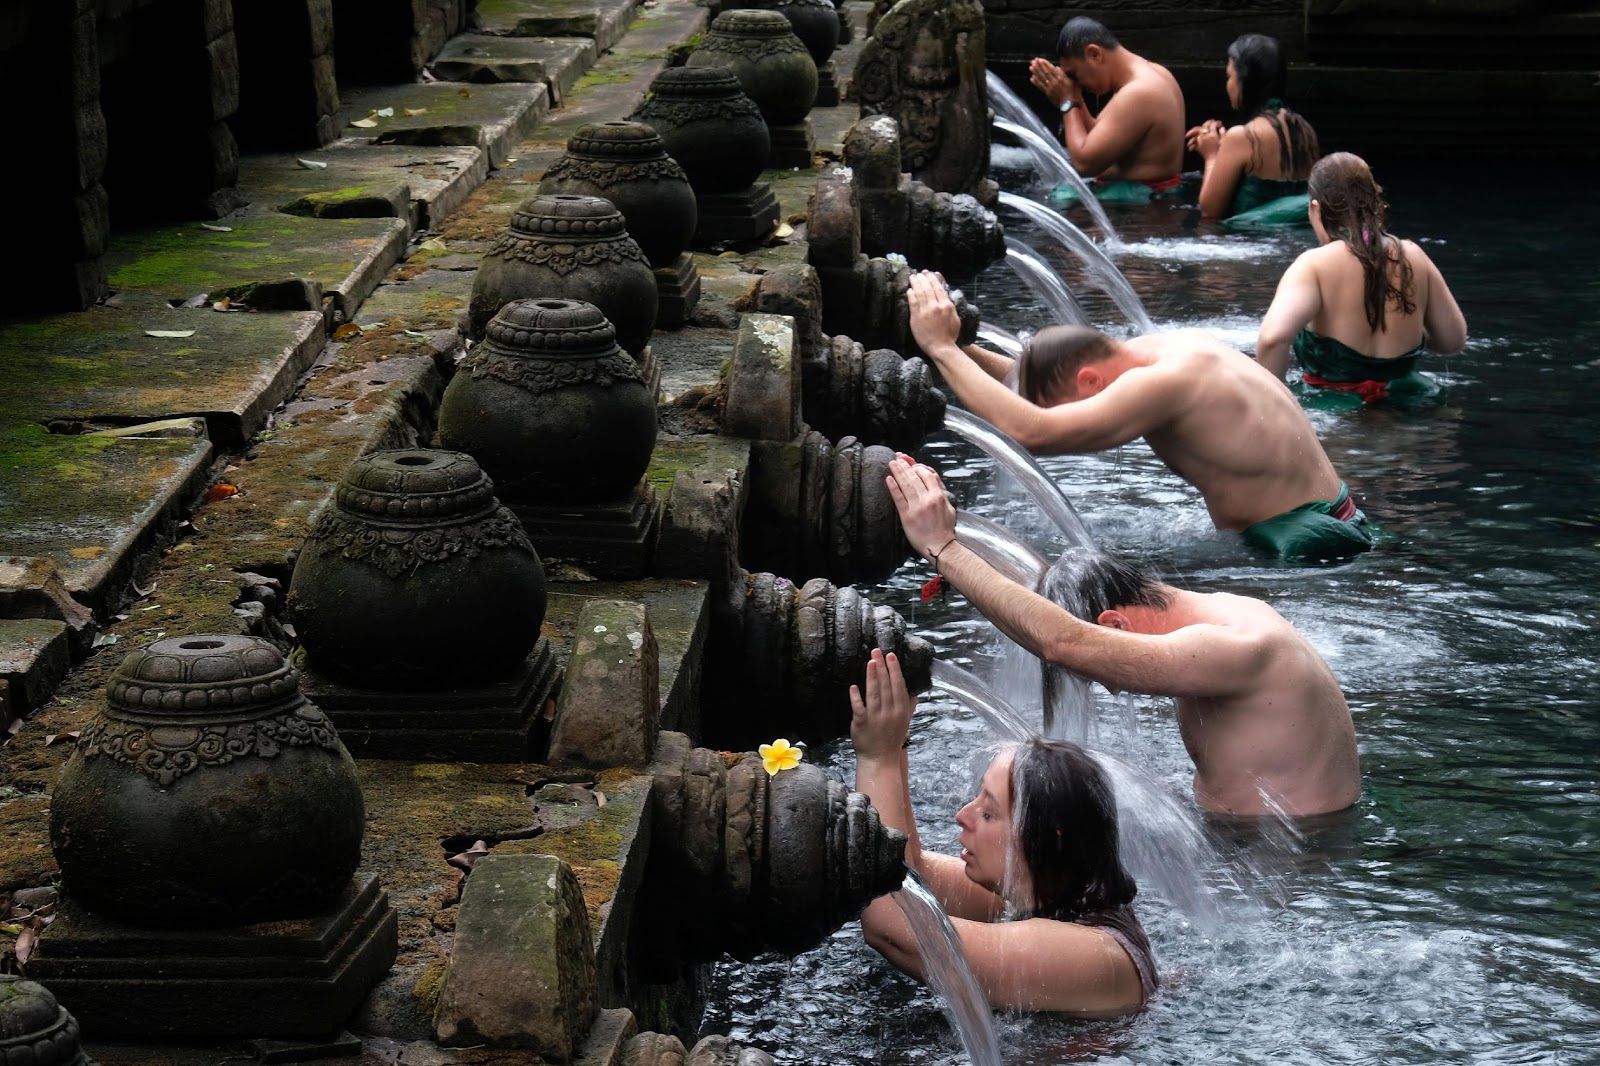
[
  {"left": 955, "top": 752, "right": 1022, "bottom": 897},
  {"left": 1225, "top": 58, "right": 1241, "bottom": 110}
]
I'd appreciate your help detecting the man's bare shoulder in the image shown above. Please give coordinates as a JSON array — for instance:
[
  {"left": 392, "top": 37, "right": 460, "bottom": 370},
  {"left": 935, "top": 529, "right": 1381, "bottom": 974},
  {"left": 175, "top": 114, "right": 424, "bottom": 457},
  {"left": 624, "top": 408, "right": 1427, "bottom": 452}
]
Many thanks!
[
  {"left": 1142, "top": 329, "right": 1240, "bottom": 360},
  {"left": 1192, "top": 592, "right": 1297, "bottom": 644}
]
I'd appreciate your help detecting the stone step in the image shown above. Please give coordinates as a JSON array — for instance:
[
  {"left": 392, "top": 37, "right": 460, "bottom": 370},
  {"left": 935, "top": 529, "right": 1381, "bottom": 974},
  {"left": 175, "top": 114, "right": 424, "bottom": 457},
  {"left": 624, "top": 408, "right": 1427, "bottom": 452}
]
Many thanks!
[
  {"left": 431, "top": 33, "right": 597, "bottom": 105},
  {"left": 475, "top": 0, "right": 646, "bottom": 53},
  {"left": 0, "top": 618, "right": 71, "bottom": 718},
  {"left": 0, "top": 423, "right": 214, "bottom": 617},
  {"left": 236, "top": 144, "right": 488, "bottom": 231},
  {"left": 104, "top": 210, "right": 409, "bottom": 321},
  {"left": 0, "top": 306, "right": 324, "bottom": 448},
  {"left": 339, "top": 82, "right": 552, "bottom": 168}
]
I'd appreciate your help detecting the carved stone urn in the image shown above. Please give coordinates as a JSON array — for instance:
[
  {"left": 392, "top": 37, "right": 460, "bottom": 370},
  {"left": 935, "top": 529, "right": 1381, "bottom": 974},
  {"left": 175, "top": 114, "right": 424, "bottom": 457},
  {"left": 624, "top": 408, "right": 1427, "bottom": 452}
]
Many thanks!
[
  {"left": 634, "top": 66, "right": 770, "bottom": 195},
  {"left": 740, "top": 0, "right": 839, "bottom": 69},
  {"left": 49, "top": 636, "right": 365, "bottom": 927},
  {"left": 537, "top": 122, "right": 697, "bottom": 270},
  {"left": 688, "top": 10, "right": 817, "bottom": 127},
  {"left": 439, "top": 300, "right": 661, "bottom": 575},
  {"left": 0, "top": 978, "right": 90, "bottom": 1066},
  {"left": 468, "top": 194, "right": 658, "bottom": 357},
  {"left": 287, "top": 449, "right": 547, "bottom": 687}
]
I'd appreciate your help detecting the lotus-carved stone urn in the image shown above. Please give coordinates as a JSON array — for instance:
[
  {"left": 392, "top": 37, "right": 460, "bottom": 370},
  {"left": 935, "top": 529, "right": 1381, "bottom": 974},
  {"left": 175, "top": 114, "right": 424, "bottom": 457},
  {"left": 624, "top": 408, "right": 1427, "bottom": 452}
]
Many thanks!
[
  {"left": 0, "top": 978, "right": 90, "bottom": 1066},
  {"left": 468, "top": 194, "right": 658, "bottom": 356},
  {"left": 287, "top": 449, "right": 546, "bottom": 687},
  {"left": 49, "top": 636, "right": 365, "bottom": 928},
  {"left": 634, "top": 66, "right": 770, "bottom": 195},
  {"left": 741, "top": 0, "right": 839, "bottom": 68},
  {"left": 538, "top": 122, "right": 697, "bottom": 270},
  {"left": 688, "top": 10, "right": 817, "bottom": 126}
]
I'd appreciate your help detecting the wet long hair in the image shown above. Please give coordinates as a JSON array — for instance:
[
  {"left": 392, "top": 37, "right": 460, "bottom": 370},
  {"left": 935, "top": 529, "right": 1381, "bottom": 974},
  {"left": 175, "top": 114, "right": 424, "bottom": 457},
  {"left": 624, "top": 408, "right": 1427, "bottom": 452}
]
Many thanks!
[
  {"left": 1309, "top": 152, "right": 1416, "bottom": 331},
  {"left": 1016, "top": 325, "right": 1117, "bottom": 405},
  {"left": 1008, "top": 738, "right": 1137, "bottom": 920},
  {"left": 1227, "top": 34, "right": 1318, "bottom": 181}
]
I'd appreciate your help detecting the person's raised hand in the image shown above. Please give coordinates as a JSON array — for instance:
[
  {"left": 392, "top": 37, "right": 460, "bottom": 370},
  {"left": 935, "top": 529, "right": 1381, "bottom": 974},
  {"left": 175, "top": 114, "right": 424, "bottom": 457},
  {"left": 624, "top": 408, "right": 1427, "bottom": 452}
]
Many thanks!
[
  {"left": 1028, "top": 57, "right": 1073, "bottom": 108},
  {"left": 849, "top": 648, "right": 915, "bottom": 759},
  {"left": 1188, "top": 120, "right": 1225, "bottom": 160},
  {"left": 886, "top": 455, "right": 957, "bottom": 563},
  {"left": 906, "top": 271, "right": 961, "bottom": 357}
]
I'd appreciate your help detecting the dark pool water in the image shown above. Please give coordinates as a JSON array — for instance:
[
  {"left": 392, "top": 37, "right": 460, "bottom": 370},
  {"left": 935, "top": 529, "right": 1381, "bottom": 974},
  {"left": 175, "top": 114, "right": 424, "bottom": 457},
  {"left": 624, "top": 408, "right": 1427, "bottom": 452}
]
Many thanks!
[{"left": 703, "top": 161, "right": 1600, "bottom": 1064}]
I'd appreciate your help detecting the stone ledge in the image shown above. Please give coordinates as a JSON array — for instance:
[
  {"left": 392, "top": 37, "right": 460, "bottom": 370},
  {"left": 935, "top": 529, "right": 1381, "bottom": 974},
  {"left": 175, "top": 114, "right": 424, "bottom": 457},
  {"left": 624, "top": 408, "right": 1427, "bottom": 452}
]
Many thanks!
[
  {"left": 237, "top": 144, "right": 489, "bottom": 231},
  {"left": 433, "top": 34, "right": 599, "bottom": 105},
  {"left": 475, "top": 0, "right": 646, "bottom": 52},
  {"left": 340, "top": 82, "right": 552, "bottom": 168},
  {"left": 0, "top": 618, "right": 71, "bottom": 717}
]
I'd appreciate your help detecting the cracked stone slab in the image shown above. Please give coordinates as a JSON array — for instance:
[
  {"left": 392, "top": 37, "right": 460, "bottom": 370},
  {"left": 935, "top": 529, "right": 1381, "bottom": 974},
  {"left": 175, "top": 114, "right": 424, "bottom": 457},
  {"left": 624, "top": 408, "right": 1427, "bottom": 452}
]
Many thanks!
[
  {"left": 0, "top": 306, "right": 324, "bottom": 447},
  {"left": 432, "top": 33, "right": 596, "bottom": 104},
  {"left": 0, "top": 424, "right": 214, "bottom": 613},
  {"left": 339, "top": 82, "right": 551, "bottom": 168},
  {"left": 475, "top": 0, "right": 645, "bottom": 52},
  {"left": 0, "top": 618, "right": 71, "bottom": 717},
  {"left": 105, "top": 211, "right": 409, "bottom": 320},
  {"left": 357, "top": 267, "right": 478, "bottom": 332},
  {"left": 236, "top": 144, "right": 488, "bottom": 230}
]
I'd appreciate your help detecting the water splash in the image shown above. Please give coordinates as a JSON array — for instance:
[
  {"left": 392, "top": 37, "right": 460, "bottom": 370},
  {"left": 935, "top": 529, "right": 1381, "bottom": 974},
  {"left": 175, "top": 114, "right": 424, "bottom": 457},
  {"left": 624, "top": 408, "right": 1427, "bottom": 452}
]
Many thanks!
[
  {"left": 956, "top": 510, "right": 1049, "bottom": 592},
  {"left": 931, "top": 660, "right": 1035, "bottom": 740},
  {"left": 1004, "top": 238, "right": 1088, "bottom": 328},
  {"left": 999, "top": 192, "right": 1154, "bottom": 334},
  {"left": 986, "top": 72, "right": 1120, "bottom": 244},
  {"left": 892, "top": 869, "right": 1005, "bottom": 1066},
  {"left": 943, "top": 408, "right": 1095, "bottom": 549}
]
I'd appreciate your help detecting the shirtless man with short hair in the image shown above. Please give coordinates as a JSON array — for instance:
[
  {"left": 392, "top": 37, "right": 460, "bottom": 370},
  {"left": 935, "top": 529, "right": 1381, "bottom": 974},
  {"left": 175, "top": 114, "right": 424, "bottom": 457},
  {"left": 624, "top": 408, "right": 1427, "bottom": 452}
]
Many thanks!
[
  {"left": 886, "top": 460, "right": 1361, "bottom": 818},
  {"left": 908, "top": 272, "right": 1373, "bottom": 563},
  {"left": 1028, "top": 17, "right": 1186, "bottom": 196}
]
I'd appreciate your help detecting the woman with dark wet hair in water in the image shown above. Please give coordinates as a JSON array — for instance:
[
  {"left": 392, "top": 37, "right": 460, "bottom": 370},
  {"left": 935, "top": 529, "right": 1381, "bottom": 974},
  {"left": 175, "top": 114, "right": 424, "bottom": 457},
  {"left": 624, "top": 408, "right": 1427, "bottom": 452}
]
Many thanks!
[
  {"left": 851, "top": 649, "right": 1158, "bottom": 1016},
  {"left": 1187, "top": 33, "right": 1320, "bottom": 223},
  {"left": 1256, "top": 152, "right": 1468, "bottom": 407}
]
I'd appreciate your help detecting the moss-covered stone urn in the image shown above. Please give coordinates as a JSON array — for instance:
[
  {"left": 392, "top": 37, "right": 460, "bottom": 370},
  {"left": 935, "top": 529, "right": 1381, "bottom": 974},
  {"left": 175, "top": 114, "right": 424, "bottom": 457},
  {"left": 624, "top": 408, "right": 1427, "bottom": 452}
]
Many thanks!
[
  {"left": 537, "top": 122, "right": 697, "bottom": 271},
  {"left": 49, "top": 636, "right": 364, "bottom": 928},
  {"left": 740, "top": 0, "right": 840, "bottom": 68},
  {"left": 634, "top": 66, "right": 771, "bottom": 195},
  {"left": 688, "top": 10, "right": 818, "bottom": 127},
  {"left": 0, "top": 977, "right": 90, "bottom": 1066},
  {"left": 438, "top": 299, "right": 657, "bottom": 503},
  {"left": 286, "top": 449, "right": 546, "bottom": 687},
  {"left": 467, "top": 194, "right": 657, "bottom": 355}
]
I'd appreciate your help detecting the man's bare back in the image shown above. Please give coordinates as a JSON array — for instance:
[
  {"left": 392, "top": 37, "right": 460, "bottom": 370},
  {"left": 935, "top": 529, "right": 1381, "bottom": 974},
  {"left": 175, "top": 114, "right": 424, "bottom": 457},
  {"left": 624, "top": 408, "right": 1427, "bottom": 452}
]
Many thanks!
[
  {"left": 1118, "top": 331, "right": 1344, "bottom": 529},
  {"left": 1166, "top": 589, "right": 1360, "bottom": 817},
  {"left": 1092, "top": 58, "right": 1186, "bottom": 184}
]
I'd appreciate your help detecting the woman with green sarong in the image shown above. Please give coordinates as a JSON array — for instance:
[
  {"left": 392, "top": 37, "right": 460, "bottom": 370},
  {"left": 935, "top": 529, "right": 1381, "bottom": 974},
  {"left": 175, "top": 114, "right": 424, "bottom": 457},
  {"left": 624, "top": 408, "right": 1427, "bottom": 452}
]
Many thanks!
[
  {"left": 1186, "top": 35, "right": 1319, "bottom": 226},
  {"left": 1256, "top": 153, "right": 1468, "bottom": 409}
]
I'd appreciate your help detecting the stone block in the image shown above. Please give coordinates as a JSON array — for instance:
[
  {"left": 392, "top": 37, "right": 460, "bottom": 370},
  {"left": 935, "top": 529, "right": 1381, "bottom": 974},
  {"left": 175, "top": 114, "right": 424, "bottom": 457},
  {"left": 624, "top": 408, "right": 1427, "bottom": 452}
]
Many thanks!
[
  {"left": 805, "top": 165, "right": 860, "bottom": 268},
  {"left": 657, "top": 466, "right": 746, "bottom": 598},
  {"left": 207, "top": 33, "right": 241, "bottom": 122},
  {"left": 549, "top": 600, "right": 660, "bottom": 768},
  {"left": 723, "top": 313, "right": 800, "bottom": 442},
  {"left": 511, "top": 480, "right": 662, "bottom": 580},
  {"left": 476, "top": 0, "right": 646, "bottom": 52},
  {"left": 340, "top": 81, "right": 551, "bottom": 167},
  {"left": 691, "top": 184, "right": 781, "bottom": 248},
  {"left": 0, "top": 557, "right": 96, "bottom": 648},
  {"left": 432, "top": 33, "right": 597, "bottom": 103},
  {"left": 575, "top": 1007, "right": 639, "bottom": 1066},
  {"left": 753, "top": 263, "right": 823, "bottom": 365},
  {"left": 308, "top": 0, "right": 336, "bottom": 55},
  {"left": 236, "top": 144, "right": 487, "bottom": 230},
  {"left": 0, "top": 618, "right": 71, "bottom": 716},
  {"left": 767, "top": 119, "right": 816, "bottom": 170},
  {"left": 435, "top": 854, "right": 598, "bottom": 1059}
]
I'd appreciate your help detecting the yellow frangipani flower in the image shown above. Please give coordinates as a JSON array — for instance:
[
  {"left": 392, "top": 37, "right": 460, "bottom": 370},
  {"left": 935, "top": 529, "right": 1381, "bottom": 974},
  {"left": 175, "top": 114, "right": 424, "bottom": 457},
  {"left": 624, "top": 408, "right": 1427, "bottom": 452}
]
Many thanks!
[{"left": 759, "top": 738, "right": 803, "bottom": 777}]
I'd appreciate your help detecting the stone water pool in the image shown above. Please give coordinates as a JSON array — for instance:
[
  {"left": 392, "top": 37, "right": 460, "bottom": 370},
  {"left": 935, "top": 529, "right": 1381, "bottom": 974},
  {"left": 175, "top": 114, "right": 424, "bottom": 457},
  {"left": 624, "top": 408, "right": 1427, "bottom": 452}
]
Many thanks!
[{"left": 703, "top": 165, "right": 1600, "bottom": 1063}]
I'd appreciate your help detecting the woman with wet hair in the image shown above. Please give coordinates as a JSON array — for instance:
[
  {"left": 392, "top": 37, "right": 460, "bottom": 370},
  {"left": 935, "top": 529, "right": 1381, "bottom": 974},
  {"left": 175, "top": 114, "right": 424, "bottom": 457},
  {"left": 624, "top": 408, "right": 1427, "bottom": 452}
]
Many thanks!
[
  {"left": 1186, "top": 33, "right": 1320, "bottom": 224},
  {"left": 851, "top": 649, "right": 1157, "bottom": 1015},
  {"left": 1256, "top": 152, "right": 1468, "bottom": 407}
]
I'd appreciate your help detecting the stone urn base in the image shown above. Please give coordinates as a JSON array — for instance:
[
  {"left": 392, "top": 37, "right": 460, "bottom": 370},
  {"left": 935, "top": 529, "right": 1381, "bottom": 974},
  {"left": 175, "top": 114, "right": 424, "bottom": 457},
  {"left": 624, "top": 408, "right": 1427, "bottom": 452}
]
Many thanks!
[
  {"left": 817, "top": 60, "right": 841, "bottom": 107},
  {"left": 692, "top": 183, "right": 781, "bottom": 247},
  {"left": 653, "top": 253, "right": 703, "bottom": 329},
  {"left": 299, "top": 639, "right": 561, "bottom": 761},
  {"left": 768, "top": 119, "right": 816, "bottom": 169},
  {"left": 510, "top": 479, "right": 662, "bottom": 578},
  {"left": 636, "top": 343, "right": 662, "bottom": 402},
  {"left": 28, "top": 876, "right": 398, "bottom": 1039}
]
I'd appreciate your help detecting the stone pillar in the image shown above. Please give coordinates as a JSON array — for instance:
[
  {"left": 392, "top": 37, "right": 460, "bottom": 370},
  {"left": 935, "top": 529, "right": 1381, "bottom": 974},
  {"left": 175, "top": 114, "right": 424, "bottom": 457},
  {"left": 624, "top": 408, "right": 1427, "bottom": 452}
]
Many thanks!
[
  {"left": 803, "top": 335, "right": 945, "bottom": 452},
  {"left": 548, "top": 600, "right": 661, "bottom": 768},
  {"left": 723, "top": 314, "right": 802, "bottom": 442}
]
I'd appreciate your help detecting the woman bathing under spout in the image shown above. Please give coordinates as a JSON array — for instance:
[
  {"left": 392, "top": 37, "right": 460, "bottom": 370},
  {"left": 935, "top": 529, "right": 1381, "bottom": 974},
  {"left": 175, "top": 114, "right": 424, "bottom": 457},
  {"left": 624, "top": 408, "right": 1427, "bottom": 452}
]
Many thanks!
[
  {"left": 852, "top": 649, "right": 1157, "bottom": 1016},
  {"left": 1256, "top": 152, "right": 1468, "bottom": 408},
  {"left": 1187, "top": 34, "right": 1320, "bottom": 224}
]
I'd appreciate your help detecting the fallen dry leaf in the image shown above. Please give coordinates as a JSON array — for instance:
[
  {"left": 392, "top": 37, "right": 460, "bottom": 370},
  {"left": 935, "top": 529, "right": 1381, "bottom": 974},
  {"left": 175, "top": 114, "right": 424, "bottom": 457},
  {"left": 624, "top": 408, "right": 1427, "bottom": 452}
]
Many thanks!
[
  {"left": 43, "top": 732, "right": 80, "bottom": 746},
  {"left": 296, "top": 157, "right": 328, "bottom": 170},
  {"left": 446, "top": 839, "right": 491, "bottom": 873},
  {"left": 333, "top": 322, "right": 364, "bottom": 341},
  {"left": 205, "top": 482, "right": 239, "bottom": 502},
  {"left": 145, "top": 329, "right": 197, "bottom": 339},
  {"left": 15, "top": 924, "right": 36, "bottom": 967},
  {"left": 350, "top": 117, "right": 379, "bottom": 129},
  {"left": 403, "top": 107, "right": 428, "bottom": 117},
  {"left": 419, "top": 237, "right": 448, "bottom": 253},
  {"left": 201, "top": 222, "right": 233, "bottom": 232},
  {"left": 178, "top": 292, "right": 210, "bottom": 308},
  {"left": 458, "top": 88, "right": 471, "bottom": 98},
  {"left": 375, "top": 107, "right": 395, "bottom": 118},
  {"left": 773, "top": 221, "right": 795, "bottom": 239}
]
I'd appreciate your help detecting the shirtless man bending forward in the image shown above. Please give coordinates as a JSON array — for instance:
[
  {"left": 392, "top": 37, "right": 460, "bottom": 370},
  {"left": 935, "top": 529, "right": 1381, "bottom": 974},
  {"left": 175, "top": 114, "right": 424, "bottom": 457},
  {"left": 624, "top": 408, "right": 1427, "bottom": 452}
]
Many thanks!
[
  {"left": 1029, "top": 18, "right": 1186, "bottom": 196},
  {"left": 887, "top": 458, "right": 1361, "bottom": 818},
  {"left": 909, "top": 272, "right": 1373, "bottom": 564}
]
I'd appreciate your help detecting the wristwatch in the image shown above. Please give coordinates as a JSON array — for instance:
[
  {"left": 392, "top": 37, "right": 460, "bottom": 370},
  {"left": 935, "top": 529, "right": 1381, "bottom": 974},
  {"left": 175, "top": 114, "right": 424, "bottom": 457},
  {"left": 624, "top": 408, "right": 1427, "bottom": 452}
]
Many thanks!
[{"left": 1059, "top": 99, "right": 1077, "bottom": 114}]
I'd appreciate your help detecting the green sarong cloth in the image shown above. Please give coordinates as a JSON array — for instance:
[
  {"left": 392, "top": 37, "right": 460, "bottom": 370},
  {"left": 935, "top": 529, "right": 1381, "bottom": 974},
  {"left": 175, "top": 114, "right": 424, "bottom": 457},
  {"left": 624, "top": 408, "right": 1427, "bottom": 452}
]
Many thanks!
[
  {"left": 1241, "top": 483, "right": 1375, "bottom": 565},
  {"left": 1292, "top": 328, "right": 1441, "bottom": 410},
  {"left": 1233, "top": 174, "right": 1307, "bottom": 215},
  {"left": 1050, "top": 178, "right": 1183, "bottom": 205}
]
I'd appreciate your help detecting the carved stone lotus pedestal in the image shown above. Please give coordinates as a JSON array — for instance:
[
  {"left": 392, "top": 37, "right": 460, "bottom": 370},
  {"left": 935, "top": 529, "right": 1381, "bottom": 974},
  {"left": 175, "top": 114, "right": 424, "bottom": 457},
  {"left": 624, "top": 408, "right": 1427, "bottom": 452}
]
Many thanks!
[
  {"left": 690, "top": 10, "right": 819, "bottom": 170},
  {"left": 0, "top": 977, "right": 91, "bottom": 1066},
  {"left": 32, "top": 636, "right": 398, "bottom": 1038},
  {"left": 286, "top": 449, "right": 559, "bottom": 760},
  {"left": 438, "top": 299, "right": 661, "bottom": 577},
  {"left": 635, "top": 66, "right": 780, "bottom": 248},
  {"left": 537, "top": 122, "right": 703, "bottom": 329},
  {"left": 741, "top": 0, "right": 841, "bottom": 105}
]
